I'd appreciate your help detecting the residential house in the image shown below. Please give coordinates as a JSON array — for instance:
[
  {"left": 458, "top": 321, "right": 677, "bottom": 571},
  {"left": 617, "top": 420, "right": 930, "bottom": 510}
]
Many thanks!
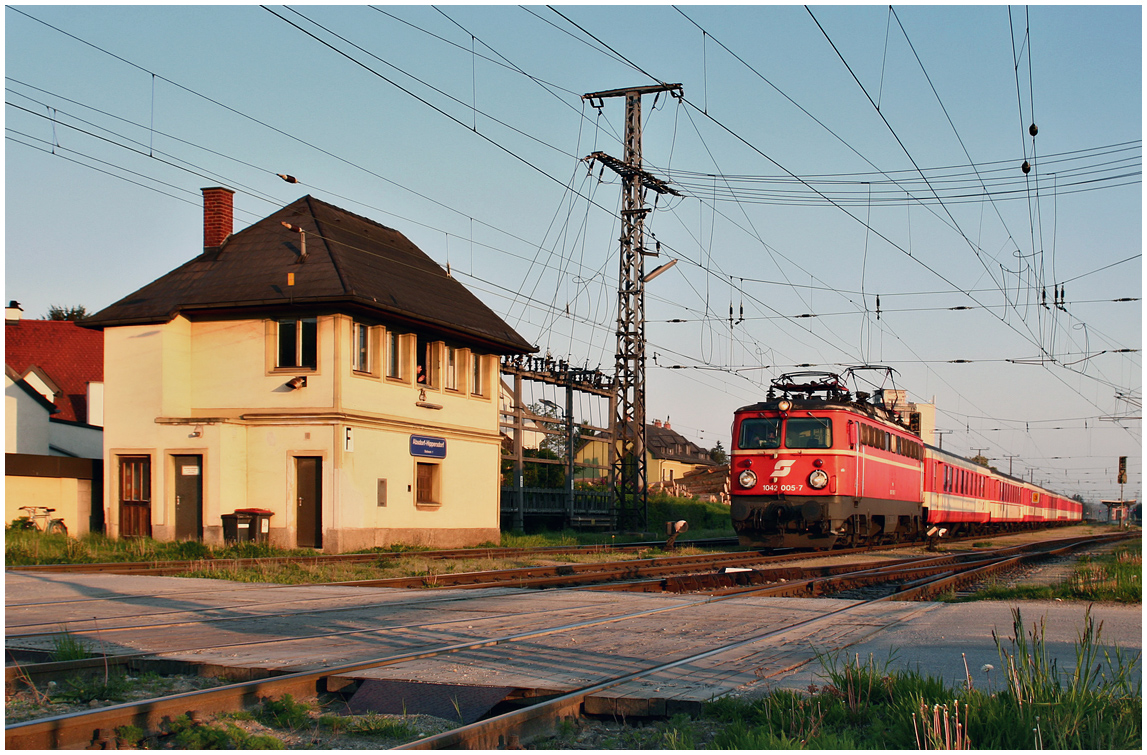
[
  {"left": 82, "top": 188, "right": 534, "bottom": 552},
  {"left": 574, "top": 418, "right": 715, "bottom": 488},
  {"left": 5, "top": 303, "right": 105, "bottom": 533}
]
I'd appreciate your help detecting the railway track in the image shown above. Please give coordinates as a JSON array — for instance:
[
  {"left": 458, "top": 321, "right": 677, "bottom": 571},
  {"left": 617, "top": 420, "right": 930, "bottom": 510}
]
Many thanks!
[
  {"left": 5, "top": 537, "right": 741, "bottom": 577},
  {"left": 5, "top": 531, "right": 1132, "bottom": 749}
]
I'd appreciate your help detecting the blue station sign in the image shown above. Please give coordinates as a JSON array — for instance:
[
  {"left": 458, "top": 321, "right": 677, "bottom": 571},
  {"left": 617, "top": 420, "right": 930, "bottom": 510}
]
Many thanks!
[{"left": 409, "top": 435, "right": 447, "bottom": 458}]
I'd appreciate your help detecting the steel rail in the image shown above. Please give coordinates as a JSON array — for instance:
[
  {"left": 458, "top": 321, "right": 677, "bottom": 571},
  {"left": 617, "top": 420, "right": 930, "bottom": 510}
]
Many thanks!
[
  {"left": 5, "top": 537, "right": 741, "bottom": 577},
  {"left": 6, "top": 533, "right": 1128, "bottom": 748},
  {"left": 397, "top": 534, "right": 1135, "bottom": 749},
  {"left": 5, "top": 581, "right": 758, "bottom": 748},
  {"left": 4, "top": 548, "right": 792, "bottom": 633},
  {"left": 394, "top": 593, "right": 901, "bottom": 749},
  {"left": 6, "top": 530, "right": 1119, "bottom": 633},
  {"left": 3, "top": 540, "right": 931, "bottom": 749},
  {"left": 5, "top": 600, "right": 580, "bottom": 687},
  {"left": 886, "top": 536, "right": 1124, "bottom": 601}
]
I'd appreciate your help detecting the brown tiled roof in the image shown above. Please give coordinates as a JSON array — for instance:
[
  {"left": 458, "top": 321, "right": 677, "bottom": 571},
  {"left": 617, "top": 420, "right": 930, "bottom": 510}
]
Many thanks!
[
  {"left": 576, "top": 423, "right": 716, "bottom": 466},
  {"left": 646, "top": 423, "right": 714, "bottom": 465},
  {"left": 5, "top": 319, "right": 103, "bottom": 423},
  {"left": 83, "top": 196, "right": 535, "bottom": 354}
]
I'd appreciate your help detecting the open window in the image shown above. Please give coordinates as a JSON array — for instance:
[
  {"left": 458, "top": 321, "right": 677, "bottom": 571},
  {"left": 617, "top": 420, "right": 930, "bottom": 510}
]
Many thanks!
[
  {"left": 444, "top": 346, "right": 460, "bottom": 391},
  {"left": 386, "top": 329, "right": 404, "bottom": 380},
  {"left": 416, "top": 336, "right": 439, "bottom": 388},
  {"left": 471, "top": 353, "right": 485, "bottom": 396},
  {"left": 277, "top": 318, "right": 317, "bottom": 370},
  {"left": 352, "top": 321, "right": 371, "bottom": 373}
]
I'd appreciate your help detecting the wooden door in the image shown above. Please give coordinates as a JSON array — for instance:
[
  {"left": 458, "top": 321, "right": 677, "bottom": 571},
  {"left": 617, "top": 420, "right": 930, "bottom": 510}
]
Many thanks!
[
  {"left": 173, "top": 455, "right": 203, "bottom": 540},
  {"left": 295, "top": 456, "right": 322, "bottom": 548},
  {"left": 119, "top": 456, "right": 152, "bottom": 538}
]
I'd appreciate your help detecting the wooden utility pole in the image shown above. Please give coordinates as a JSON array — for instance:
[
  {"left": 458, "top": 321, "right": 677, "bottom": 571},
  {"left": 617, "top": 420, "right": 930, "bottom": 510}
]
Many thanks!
[{"left": 583, "top": 83, "right": 682, "bottom": 531}]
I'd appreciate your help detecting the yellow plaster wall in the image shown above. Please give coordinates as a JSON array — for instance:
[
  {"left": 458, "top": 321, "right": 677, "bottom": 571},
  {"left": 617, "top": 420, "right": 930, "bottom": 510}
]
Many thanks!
[
  {"left": 103, "top": 313, "right": 507, "bottom": 551},
  {"left": 6, "top": 475, "right": 90, "bottom": 536}
]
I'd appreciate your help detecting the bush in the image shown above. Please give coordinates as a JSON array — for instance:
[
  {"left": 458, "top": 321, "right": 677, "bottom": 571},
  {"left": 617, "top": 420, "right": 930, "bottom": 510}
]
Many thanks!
[{"left": 646, "top": 495, "right": 733, "bottom": 532}]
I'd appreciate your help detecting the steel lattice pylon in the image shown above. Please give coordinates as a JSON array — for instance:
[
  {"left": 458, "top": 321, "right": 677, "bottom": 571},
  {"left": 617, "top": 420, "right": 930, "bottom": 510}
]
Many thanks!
[{"left": 583, "top": 83, "right": 682, "bottom": 532}]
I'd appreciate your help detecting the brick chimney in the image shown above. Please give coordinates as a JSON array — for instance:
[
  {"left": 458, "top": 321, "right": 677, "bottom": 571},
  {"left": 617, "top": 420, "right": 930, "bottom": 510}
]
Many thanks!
[{"left": 202, "top": 187, "right": 235, "bottom": 248}]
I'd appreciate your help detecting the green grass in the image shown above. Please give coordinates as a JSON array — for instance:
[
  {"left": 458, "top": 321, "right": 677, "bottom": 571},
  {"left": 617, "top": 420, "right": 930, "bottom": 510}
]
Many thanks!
[
  {"left": 49, "top": 626, "right": 91, "bottom": 662},
  {"left": 6, "top": 495, "right": 735, "bottom": 569},
  {"left": 50, "top": 672, "right": 133, "bottom": 704},
  {"left": 256, "top": 694, "right": 313, "bottom": 730},
  {"left": 952, "top": 540, "right": 1141, "bottom": 604},
  {"left": 3, "top": 527, "right": 318, "bottom": 566},
  {"left": 167, "top": 713, "right": 285, "bottom": 749},
  {"left": 318, "top": 713, "right": 419, "bottom": 739},
  {"left": 700, "top": 607, "right": 1141, "bottom": 749}
]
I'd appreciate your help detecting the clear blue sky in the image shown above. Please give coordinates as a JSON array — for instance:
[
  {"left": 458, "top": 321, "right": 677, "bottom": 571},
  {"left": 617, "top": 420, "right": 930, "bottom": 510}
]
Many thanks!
[{"left": 5, "top": 5, "right": 1141, "bottom": 503}]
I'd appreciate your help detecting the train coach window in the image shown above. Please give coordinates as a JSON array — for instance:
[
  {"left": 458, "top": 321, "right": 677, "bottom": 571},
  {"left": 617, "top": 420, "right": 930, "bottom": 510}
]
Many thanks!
[
  {"left": 785, "top": 418, "right": 832, "bottom": 449},
  {"left": 738, "top": 418, "right": 781, "bottom": 449}
]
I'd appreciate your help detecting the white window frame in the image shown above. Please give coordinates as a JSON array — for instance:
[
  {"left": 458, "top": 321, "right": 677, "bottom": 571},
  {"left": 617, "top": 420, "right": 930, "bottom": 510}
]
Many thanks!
[
  {"left": 352, "top": 321, "right": 371, "bottom": 373},
  {"left": 444, "top": 346, "right": 459, "bottom": 391},
  {"left": 471, "top": 353, "right": 485, "bottom": 396}
]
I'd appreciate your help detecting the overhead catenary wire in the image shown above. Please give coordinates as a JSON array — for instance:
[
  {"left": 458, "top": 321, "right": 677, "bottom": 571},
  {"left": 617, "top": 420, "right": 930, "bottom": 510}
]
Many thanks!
[{"left": 8, "top": 7, "right": 1137, "bottom": 498}]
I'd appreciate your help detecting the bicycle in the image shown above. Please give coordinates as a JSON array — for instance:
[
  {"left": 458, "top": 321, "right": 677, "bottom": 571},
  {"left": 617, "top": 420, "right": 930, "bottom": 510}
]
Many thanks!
[{"left": 17, "top": 506, "right": 68, "bottom": 535}]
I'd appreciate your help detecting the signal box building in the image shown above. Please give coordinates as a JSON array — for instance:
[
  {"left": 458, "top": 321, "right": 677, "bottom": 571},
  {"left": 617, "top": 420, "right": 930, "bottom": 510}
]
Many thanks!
[{"left": 83, "top": 189, "right": 534, "bottom": 552}]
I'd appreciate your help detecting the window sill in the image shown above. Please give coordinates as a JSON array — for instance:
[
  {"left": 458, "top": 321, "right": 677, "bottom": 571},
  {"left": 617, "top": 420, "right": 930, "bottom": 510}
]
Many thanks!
[{"left": 415, "top": 501, "right": 441, "bottom": 510}]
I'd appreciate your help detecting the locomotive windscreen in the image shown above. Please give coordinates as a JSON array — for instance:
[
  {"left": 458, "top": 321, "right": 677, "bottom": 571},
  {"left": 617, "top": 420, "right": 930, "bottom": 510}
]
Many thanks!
[
  {"left": 738, "top": 418, "right": 781, "bottom": 449},
  {"left": 785, "top": 418, "right": 832, "bottom": 449}
]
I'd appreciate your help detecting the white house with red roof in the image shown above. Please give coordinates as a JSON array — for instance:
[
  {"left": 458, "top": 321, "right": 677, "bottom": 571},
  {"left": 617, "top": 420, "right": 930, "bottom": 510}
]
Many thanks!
[{"left": 5, "top": 301, "right": 104, "bottom": 534}]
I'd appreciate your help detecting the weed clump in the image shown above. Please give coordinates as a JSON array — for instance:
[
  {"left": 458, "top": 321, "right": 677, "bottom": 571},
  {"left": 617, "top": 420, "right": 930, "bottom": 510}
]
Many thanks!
[{"left": 702, "top": 607, "right": 1141, "bottom": 750}]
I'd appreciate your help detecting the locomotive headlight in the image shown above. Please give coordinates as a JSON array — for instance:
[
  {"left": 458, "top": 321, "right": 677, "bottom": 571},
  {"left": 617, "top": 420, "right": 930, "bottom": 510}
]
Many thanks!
[
  {"left": 777, "top": 399, "right": 792, "bottom": 413},
  {"left": 738, "top": 470, "right": 758, "bottom": 489},
  {"left": 808, "top": 469, "right": 830, "bottom": 490}
]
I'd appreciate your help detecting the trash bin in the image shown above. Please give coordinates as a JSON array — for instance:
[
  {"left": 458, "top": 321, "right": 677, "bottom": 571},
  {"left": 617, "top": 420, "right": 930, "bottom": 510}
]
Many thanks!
[
  {"left": 235, "top": 508, "right": 274, "bottom": 543},
  {"left": 221, "top": 512, "right": 254, "bottom": 543}
]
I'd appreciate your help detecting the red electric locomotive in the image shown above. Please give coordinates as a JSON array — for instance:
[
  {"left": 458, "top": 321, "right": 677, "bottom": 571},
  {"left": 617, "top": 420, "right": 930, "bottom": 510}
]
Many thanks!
[
  {"left": 730, "top": 367, "right": 1081, "bottom": 548},
  {"left": 730, "top": 368, "right": 924, "bottom": 548}
]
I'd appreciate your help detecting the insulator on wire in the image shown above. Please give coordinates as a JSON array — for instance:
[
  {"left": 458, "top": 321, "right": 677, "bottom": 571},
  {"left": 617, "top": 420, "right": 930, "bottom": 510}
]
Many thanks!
[
  {"left": 1029, "top": 123, "right": 1038, "bottom": 137},
  {"left": 1022, "top": 160, "right": 1031, "bottom": 174}
]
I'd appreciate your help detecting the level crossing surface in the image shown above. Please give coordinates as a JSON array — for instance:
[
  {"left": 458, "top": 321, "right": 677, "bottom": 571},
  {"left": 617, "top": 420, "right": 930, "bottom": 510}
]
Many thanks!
[{"left": 5, "top": 571, "right": 1140, "bottom": 716}]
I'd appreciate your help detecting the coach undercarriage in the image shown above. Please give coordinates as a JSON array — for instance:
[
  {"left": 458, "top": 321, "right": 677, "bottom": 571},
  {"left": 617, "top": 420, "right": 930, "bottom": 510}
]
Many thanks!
[{"left": 731, "top": 494, "right": 924, "bottom": 549}]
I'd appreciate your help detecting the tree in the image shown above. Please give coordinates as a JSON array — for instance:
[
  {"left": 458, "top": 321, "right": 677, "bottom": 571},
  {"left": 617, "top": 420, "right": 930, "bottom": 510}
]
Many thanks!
[
  {"left": 529, "top": 401, "right": 571, "bottom": 462},
  {"left": 709, "top": 440, "right": 728, "bottom": 464},
  {"left": 971, "top": 453, "right": 990, "bottom": 468},
  {"left": 45, "top": 304, "right": 88, "bottom": 321}
]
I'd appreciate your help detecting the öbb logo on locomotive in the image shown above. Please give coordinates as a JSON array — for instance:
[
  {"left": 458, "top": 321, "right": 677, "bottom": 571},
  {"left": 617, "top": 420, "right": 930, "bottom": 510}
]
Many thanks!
[{"left": 729, "top": 366, "right": 1082, "bottom": 549}]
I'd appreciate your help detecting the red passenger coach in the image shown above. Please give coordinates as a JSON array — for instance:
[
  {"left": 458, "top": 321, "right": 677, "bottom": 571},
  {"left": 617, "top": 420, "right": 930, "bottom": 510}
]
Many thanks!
[{"left": 730, "top": 368, "right": 1081, "bottom": 549}]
